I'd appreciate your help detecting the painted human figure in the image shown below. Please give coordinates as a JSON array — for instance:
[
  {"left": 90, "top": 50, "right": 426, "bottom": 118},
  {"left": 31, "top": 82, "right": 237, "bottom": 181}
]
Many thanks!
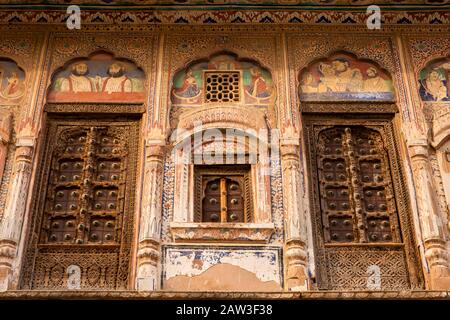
[
  {"left": 301, "top": 72, "right": 318, "bottom": 93},
  {"left": 419, "top": 69, "right": 448, "bottom": 101},
  {"left": 317, "top": 62, "right": 338, "bottom": 93},
  {"left": 58, "top": 62, "right": 95, "bottom": 93},
  {"left": 248, "top": 68, "right": 270, "bottom": 98},
  {"left": 363, "top": 67, "right": 391, "bottom": 93},
  {"left": 2, "top": 72, "right": 24, "bottom": 98},
  {"left": 99, "top": 62, "right": 132, "bottom": 94},
  {"left": 331, "top": 58, "right": 363, "bottom": 92},
  {"left": 174, "top": 68, "right": 200, "bottom": 98}
]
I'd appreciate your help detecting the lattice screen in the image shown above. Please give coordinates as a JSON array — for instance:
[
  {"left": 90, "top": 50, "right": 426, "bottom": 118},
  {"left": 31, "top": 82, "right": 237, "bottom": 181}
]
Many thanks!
[{"left": 204, "top": 71, "right": 240, "bottom": 103}]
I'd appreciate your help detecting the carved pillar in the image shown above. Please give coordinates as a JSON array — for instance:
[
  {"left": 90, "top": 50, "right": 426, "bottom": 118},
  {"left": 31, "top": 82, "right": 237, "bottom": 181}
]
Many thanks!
[
  {"left": 281, "top": 141, "right": 309, "bottom": 291},
  {"left": 0, "top": 111, "right": 12, "bottom": 184},
  {"left": 136, "top": 140, "right": 165, "bottom": 291},
  {"left": 408, "top": 139, "right": 450, "bottom": 290},
  {"left": 0, "top": 137, "right": 34, "bottom": 291}
]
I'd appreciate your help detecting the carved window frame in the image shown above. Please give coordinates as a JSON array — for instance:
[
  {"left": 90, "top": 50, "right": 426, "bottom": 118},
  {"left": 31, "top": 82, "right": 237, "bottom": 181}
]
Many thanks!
[
  {"left": 303, "top": 113, "right": 424, "bottom": 291},
  {"left": 20, "top": 106, "right": 143, "bottom": 290},
  {"left": 169, "top": 130, "right": 274, "bottom": 243}
]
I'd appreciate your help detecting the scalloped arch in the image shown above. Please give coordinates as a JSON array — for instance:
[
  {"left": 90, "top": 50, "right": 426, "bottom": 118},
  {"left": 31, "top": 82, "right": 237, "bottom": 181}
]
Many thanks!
[
  {"left": 298, "top": 50, "right": 395, "bottom": 102},
  {"left": 47, "top": 50, "right": 146, "bottom": 103}
]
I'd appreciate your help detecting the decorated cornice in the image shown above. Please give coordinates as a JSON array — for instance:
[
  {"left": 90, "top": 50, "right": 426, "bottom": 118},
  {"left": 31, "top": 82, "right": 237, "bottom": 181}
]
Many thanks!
[
  {"left": 0, "top": 8, "right": 449, "bottom": 25},
  {"left": 0, "top": 290, "right": 449, "bottom": 299},
  {"left": 0, "top": 0, "right": 448, "bottom": 7}
]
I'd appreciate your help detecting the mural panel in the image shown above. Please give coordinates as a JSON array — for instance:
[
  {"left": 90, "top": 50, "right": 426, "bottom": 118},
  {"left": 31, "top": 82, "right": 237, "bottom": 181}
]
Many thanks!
[
  {"left": 0, "top": 60, "right": 26, "bottom": 105},
  {"left": 419, "top": 59, "right": 450, "bottom": 102},
  {"left": 171, "top": 54, "right": 274, "bottom": 106},
  {"left": 162, "top": 246, "right": 282, "bottom": 291},
  {"left": 300, "top": 53, "right": 394, "bottom": 102},
  {"left": 48, "top": 53, "right": 145, "bottom": 103}
]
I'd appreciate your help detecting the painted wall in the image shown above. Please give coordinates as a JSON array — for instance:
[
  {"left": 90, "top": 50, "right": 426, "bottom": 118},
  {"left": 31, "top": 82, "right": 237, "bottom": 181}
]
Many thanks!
[{"left": 0, "top": 12, "right": 448, "bottom": 292}]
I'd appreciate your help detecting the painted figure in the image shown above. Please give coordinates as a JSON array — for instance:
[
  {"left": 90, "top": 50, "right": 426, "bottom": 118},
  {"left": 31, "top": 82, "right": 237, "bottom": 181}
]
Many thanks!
[
  {"left": 248, "top": 68, "right": 270, "bottom": 98},
  {"left": 317, "top": 62, "right": 338, "bottom": 93},
  {"left": 0, "top": 68, "right": 25, "bottom": 101},
  {"left": 174, "top": 68, "right": 200, "bottom": 98},
  {"left": 301, "top": 72, "right": 317, "bottom": 93},
  {"left": 331, "top": 58, "right": 363, "bottom": 92},
  {"left": 100, "top": 62, "right": 132, "bottom": 94},
  {"left": 300, "top": 55, "right": 394, "bottom": 101},
  {"left": 363, "top": 67, "right": 391, "bottom": 93},
  {"left": 56, "top": 62, "right": 95, "bottom": 93},
  {"left": 419, "top": 69, "right": 448, "bottom": 102}
]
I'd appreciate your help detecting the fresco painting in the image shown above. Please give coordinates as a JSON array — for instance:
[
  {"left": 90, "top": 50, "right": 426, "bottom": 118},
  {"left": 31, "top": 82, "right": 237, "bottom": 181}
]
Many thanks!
[
  {"left": 163, "top": 246, "right": 282, "bottom": 285},
  {"left": 0, "top": 60, "right": 26, "bottom": 104},
  {"left": 300, "top": 53, "right": 394, "bottom": 101},
  {"left": 48, "top": 53, "right": 145, "bottom": 103},
  {"left": 419, "top": 59, "right": 450, "bottom": 102},
  {"left": 171, "top": 54, "right": 274, "bottom": 106}
]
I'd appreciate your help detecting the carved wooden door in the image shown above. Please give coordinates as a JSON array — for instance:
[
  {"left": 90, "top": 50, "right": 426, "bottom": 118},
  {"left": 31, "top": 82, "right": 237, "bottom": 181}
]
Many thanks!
[
  {"left": 304, "top": 118, "right": 424, "bottom": 290},
  {"left": 20, "top": 117, "right": 140, "bottom": 290}
]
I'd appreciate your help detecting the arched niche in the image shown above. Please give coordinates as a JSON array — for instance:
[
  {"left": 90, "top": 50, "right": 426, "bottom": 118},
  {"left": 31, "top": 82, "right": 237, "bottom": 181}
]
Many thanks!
[
  {"left": 170, "top": 51, "right": 277, "bottom": 133},
  {"left": 299, "top": 51, "right": 395, "bottom": 102},
  {"left": 418, "top": 56, "right": 450, "bottom": 102},
  {"left": 47, "top": 51, "right": 146, "bottom": 103},
  {"left": 169, "top": 126, "right": 275, "bottom": 243},
  {"left": 0, "top": 58, "right": 26, "bottom": 105}
]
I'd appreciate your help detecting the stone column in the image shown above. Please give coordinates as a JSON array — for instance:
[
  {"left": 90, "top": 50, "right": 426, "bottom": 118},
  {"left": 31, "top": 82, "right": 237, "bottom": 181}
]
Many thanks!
[
  {"left": 136, "top": 140, "right": 165, "bottom": 291},
  {"left": 0, "top": 111, "right": 12, "bottom": 184},
  {"left": 0, "top": 137, "right": 34, "bottom": 291},
  {"left": 408, "top": 139, "right": 450, "bottom": 290},
  {"left": 281, "top": 141, "right": 309, "bottom": 291}
]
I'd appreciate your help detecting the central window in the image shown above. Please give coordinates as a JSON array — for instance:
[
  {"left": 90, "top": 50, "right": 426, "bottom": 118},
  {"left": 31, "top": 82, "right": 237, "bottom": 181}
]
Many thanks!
[{"left": 194, "top": 165, "right": 252, "bottom": 223}]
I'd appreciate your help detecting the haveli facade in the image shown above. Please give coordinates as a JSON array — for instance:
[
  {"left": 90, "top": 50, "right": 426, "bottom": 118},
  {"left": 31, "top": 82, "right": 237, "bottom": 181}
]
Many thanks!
[{"left": 0, "top": 1, "right": 449, "bottom": 298}]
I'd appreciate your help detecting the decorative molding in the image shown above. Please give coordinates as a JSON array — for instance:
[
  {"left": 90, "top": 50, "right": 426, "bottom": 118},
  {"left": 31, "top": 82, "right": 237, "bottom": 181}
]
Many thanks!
[
  {"left": 302, "top": 102, "right": 398, "bottom": 114},
  {"left": 0, "top": 289, "right": 449, "bottom": 300},
  {"left": 169, "top": 222, "right": 275, "bottom": 243},
  {"left": 44, "top": 103, "right": 146, "bottom": 114},
  {"left": 0, "top": 0, "right": 447, "bottom": 6},
  {"left": 0, "top": 9, "right": 449, "bottom": 26}
]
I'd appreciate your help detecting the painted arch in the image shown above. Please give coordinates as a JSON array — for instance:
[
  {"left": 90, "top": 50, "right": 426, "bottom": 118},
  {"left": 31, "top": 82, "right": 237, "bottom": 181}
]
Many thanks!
[
  {"left": 0, "top": 58, "right": 26, "bottom": 105},
  {"left": 299, "top": 52, "right": 395, "bottom": 102},
  {"left": 418, "top": 56, "right": 450, "bottom": 102},
  {"left": 171, "top": 52, "right": 275, "bottom": 107},
  {"left": 47, "top": 51, "right": 146, "bottom": 103}
]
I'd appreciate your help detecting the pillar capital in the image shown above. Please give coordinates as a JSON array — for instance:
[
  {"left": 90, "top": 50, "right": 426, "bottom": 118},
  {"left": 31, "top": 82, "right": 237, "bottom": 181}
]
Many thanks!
[{"left": 407, "top": 139, "right": 429, "bottom": 159}]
